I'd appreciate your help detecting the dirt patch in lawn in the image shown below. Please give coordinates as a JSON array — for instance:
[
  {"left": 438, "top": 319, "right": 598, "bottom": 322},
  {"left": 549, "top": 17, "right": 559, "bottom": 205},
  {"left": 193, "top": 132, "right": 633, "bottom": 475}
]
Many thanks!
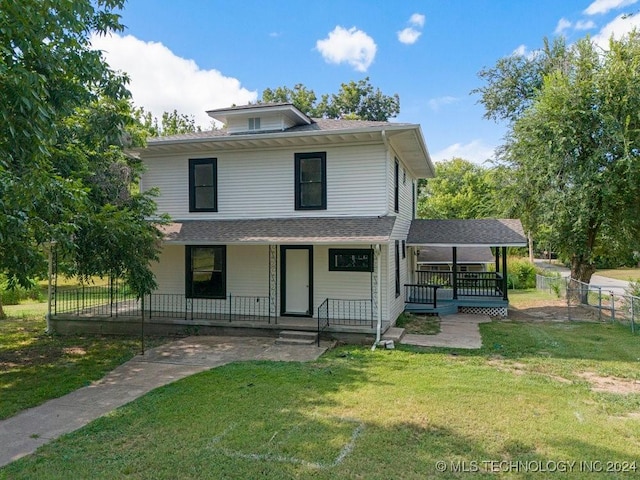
[
  {"left": 507, "top": 301, "right": 602, "bottom": 323},
  {"left": 396, "top": 313, "right": 441, "bottom": 335},
  {"left": 578, "top": 372, "right": 640, "bottom": 394}
]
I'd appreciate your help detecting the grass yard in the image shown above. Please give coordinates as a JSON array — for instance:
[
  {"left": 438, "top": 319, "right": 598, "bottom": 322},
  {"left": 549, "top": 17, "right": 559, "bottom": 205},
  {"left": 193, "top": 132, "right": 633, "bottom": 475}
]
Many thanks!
[
  {"left": 2, "top": 320, "right": 639, "bottom": 479},
  {"left": 595, "top": 268, "right": 640, "bottom": 282},
  {"left": 0, "top": 307, "right": 156, "bottom": 420}
]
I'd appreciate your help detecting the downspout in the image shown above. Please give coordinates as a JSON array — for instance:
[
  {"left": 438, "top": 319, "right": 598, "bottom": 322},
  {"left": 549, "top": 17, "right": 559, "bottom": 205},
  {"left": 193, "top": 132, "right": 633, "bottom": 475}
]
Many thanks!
[{"left": 371, "top": 244, "right": 383, "bottom": 350}]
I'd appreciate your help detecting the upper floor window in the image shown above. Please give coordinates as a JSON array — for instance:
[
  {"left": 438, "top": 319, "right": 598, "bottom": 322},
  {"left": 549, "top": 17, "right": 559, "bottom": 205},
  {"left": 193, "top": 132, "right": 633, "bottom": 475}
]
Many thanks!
[
  {"left": 189, "top": 158, "right": 217, "bottom": 212},
  {"left": 295, "top": 152, "right": 326, "bottom": 210},
  {"left": 248, "top": 117, "right": 261, "bottom": 130}
]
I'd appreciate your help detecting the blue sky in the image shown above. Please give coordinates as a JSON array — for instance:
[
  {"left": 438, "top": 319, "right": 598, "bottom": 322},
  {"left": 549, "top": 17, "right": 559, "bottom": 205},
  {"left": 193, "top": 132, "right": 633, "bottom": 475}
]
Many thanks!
[{"left": 92, "top": 0, "right": 640, "bottom": 163}]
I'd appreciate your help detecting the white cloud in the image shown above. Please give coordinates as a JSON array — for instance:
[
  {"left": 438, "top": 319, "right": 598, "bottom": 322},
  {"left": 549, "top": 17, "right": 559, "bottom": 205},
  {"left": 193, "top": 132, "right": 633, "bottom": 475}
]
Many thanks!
[
  {"left": 427, "top": 96, "right": 459, "bottom": 111},
  {"left": 575, "top": 19, "right": 596, "bottom": 30},
  {"left": 584, "top": 0, "right": 638, "bottom": 15},
  {"left": 398, "top": 13, "right": 425, "bottom": 45},
  {"left": 432, "top": 140, "right": 496, "bottom": 164},
  {"left": 316, "top": 26, "right": 377, "bottom": 72},
  {"left": 409, "top": 13, "right": 426, "bottom": 27},
  {"left": 512, "top": 44, "right": 528, "bottom": 56},
  {"left": 592, "top": 13, "right": 640, "bottom": 47},
  {"left": 90, "top": 33, "right": 257, "bottom": 128},
  {"left": 554, "top": 18, "right": 572, "bottom": 35},
  {"left": 398, "top": 28, "right": 422, "bottom": 45}
]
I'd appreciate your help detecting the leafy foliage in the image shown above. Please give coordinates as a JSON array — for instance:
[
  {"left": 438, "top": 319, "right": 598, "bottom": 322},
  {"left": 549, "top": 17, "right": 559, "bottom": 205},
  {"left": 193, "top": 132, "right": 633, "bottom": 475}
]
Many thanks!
[
  {"left": 0, "top": 0, "right": 165, "bottom": 317},
  {"left": 417, "top": 158, "right": 505, "bottom": 219},
  {"left": 477, "top": 32, "right": 640, "bottom": 283},
  {"left": 135, "top": 108, "right": 204, "bottom": 136},
  {"left": 260, "top": 77, "right": 400, "bottom": 121}
]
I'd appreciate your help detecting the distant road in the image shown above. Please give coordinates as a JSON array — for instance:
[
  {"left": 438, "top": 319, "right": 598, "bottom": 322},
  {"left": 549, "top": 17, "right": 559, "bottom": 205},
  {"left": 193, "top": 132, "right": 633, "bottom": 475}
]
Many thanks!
[{"left": 533, "top": 259, "right": 630, "bottom": 295}]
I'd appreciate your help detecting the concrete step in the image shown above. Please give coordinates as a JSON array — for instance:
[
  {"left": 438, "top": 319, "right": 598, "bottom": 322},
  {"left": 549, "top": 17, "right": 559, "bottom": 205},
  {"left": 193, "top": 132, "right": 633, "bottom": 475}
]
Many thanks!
[
  {"left": 275, "top": 330, "right": 318, "bottom": 345},
  {"left": 382, "top": 327, "right": 405, "bottom": 342}
]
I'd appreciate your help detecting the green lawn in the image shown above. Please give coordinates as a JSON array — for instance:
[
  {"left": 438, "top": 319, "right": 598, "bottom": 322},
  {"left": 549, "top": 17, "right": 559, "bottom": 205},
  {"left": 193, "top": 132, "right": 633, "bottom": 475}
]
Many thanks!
[
  {"left": 595, "top": 268, "right": 640, "bottom": 282},
  {"left": 2, "top": 320, "right": 639, "bottom": 479},
  {"left": 0, "top": 308, "right": 155, "bottom": 420}
]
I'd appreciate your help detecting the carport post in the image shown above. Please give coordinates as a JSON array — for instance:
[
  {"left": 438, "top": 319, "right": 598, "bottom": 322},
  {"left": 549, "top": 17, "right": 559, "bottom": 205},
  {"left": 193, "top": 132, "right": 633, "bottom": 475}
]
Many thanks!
[{"left": 502, "top": 246, "right": 508, "bottom": 301}]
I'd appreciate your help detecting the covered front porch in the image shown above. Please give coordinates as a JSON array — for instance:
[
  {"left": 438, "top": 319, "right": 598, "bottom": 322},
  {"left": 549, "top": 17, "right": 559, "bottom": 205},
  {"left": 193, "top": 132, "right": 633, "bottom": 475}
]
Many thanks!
[
  {"left": 48, "top": 216, "right": 395, "bottom": 342},
  {"left": 405, "top": 219, "right": 527, "bottom": 316}
]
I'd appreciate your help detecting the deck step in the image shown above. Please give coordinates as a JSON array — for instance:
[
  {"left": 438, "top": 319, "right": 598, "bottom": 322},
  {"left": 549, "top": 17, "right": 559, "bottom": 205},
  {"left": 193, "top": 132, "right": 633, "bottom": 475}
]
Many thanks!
[{"left": 275, "top": 330, "right": 318, "bottom": 345}]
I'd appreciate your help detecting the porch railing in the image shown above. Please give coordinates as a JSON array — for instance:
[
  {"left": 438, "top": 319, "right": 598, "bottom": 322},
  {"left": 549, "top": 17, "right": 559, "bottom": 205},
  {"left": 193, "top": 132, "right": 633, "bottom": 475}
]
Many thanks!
[
  {"left": 317, "top": 298, "right": 373, "bottom": 345},
  {"left": 413, "top": 271, "right": 503, "bottom": 297},
  {"left": 145, "top": 294, "right": 271, "bottom": 322},
  {"left": 54, "top": 287, "right": 271, "bottom": 323}
]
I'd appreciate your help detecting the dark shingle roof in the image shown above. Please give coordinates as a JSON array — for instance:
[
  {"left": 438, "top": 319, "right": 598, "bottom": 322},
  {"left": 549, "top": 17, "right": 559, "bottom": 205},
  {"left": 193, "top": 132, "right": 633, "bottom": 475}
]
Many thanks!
[
  {"left": 161, "top": 216, "right": 396, "bottom": 244},
  {"left": 147, "top": 118, "right": 405, "bottom": 144},
  {"left": 417, "top": 246, "right": 494, "bottom": 264},
  {"left": 407, "top": 219, "right": 527, "bottom": 246}
]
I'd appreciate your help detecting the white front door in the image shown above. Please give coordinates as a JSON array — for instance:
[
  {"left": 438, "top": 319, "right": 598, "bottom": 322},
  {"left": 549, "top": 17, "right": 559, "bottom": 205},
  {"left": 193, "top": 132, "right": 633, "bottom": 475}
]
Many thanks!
[{"left": 282, "top": 246, "right": 312, "bottom": 315}]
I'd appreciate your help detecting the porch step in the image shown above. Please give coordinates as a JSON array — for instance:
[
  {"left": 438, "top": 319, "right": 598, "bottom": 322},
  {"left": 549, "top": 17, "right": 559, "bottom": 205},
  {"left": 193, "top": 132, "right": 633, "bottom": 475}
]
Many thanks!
[
  {"left": 275, "top": 330, "right": 318, "bottom": 345},
  {"left": 382, "top": 327, "right": 405, "bottom": 342}
]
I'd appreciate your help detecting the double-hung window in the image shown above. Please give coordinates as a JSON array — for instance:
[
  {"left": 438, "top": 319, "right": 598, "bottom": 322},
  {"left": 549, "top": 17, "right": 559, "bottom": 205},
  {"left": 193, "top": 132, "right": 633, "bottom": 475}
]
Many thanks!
[
  {"left": 295, "top": 152, "right": 326, "bottom": 210},
  {"left": 189, "top": 158, "right": 217, "bottom": 212},
  {"left": 185, "top": 246, "right": 226, "bottom": 298},
  {"left": 329, "top": 249, "right": 374, "bottom": 272}
]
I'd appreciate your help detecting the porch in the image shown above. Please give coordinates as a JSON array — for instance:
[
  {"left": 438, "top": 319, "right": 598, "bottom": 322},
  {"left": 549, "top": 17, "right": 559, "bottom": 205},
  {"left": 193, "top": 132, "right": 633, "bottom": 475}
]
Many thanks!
[
  {"left": 405, "top": 219, "right": 527, "bottom": 317},
  {"left": 49, "top": 285, "right": 383, "bottom": 342}
]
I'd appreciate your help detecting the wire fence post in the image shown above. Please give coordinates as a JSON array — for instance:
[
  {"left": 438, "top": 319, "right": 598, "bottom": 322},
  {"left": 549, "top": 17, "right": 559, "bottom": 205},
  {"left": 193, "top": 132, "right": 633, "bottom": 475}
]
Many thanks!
[
  {"left": 610, "top": 291, "right": 615, "bottom": 322},
  {"left": 631, "top": 296, "right": 636, "bottom": 334}
]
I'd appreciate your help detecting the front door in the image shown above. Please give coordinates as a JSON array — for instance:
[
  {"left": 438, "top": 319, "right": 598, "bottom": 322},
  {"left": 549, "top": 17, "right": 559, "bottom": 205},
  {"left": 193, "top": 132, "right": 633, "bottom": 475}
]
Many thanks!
[{"left": 281, "top": 246, "right": 313, "bottom": 316}]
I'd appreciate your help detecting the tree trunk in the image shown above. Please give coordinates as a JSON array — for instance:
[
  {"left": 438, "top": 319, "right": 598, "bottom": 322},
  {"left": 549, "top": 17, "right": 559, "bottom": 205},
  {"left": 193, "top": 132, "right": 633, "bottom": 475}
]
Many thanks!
[
  {"left": 0, "top": 296, "right": 5, "bottom": 320},
  {"left": 568, "top": 255, "right": 596, "bottom": 304},
  {"left": 528, "top": 232, "right": 534, "bottom": 263}
]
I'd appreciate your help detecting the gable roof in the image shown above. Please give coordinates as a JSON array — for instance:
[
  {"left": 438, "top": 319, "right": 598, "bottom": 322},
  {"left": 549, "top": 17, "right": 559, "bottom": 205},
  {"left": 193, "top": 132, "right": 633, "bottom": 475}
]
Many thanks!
[
  {"left": 160, "top": 216, "right": 396, "bottom": 245},
  {"left": 407, "top": 219, "right": 527, "bottom": 247}
]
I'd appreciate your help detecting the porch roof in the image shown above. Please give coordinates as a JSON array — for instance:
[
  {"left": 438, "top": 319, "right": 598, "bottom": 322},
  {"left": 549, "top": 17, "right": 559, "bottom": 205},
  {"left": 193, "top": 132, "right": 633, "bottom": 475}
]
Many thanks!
[
  {"left": 407, "top": 219, "right": 527, "bottom": 247},
  {"left": 417, "top": 246, "right": 494, "bottom": 264},
  {"left": 160, "top": 216, "right": 396, "bottom": 245}
]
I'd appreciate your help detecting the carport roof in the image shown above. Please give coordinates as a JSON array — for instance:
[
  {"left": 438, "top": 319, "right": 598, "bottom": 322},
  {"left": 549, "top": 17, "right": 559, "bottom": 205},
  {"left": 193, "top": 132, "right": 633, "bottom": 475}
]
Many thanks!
[{"left": 407, "top": 219, "right": 527, "bottom": 247}]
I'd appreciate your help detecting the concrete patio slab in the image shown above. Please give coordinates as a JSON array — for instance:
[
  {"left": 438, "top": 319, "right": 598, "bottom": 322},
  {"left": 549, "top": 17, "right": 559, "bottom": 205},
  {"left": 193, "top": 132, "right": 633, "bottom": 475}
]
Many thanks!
[{"left": 400, "top": 313, "right": 491, "bottom": 349}]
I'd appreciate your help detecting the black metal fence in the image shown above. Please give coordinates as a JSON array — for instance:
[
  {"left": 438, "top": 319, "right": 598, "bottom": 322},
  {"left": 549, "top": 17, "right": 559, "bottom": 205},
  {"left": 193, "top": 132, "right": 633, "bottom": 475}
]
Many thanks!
[
  {"left": 317, "top": 298, "right": 373, "bottom": 345},
  {"left": 54, "top": 283, "right": 136, "bottom": 316}
]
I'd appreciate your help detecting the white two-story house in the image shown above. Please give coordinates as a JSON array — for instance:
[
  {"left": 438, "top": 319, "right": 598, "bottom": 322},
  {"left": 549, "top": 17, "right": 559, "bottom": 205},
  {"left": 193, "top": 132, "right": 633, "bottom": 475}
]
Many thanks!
[
  {"left": 136, "top": 103, "right": 433, "bottom": 339},
  {"left": 49, "top": 102, "right": 527, "bottom": 341}
]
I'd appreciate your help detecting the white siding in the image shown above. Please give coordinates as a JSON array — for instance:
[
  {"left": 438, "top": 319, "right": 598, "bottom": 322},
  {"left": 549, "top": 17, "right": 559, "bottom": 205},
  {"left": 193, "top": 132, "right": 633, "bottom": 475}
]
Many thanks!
[
  {"left": 151, "top": 245, "right": 184, "bottom": 294},
  {"left": 226, "top": 113, "right": 295, "bottom": 134},
  {"left": 141, "top": 144, "right": 387, "bottom": 219}
]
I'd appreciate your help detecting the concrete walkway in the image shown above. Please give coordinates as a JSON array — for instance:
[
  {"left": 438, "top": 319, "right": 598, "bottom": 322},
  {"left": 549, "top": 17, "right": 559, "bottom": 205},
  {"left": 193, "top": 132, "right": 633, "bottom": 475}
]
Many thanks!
[
  {"left": 400, "top": 313, "right": 491, "bottom": 349},
  {"left": 0, "top": 335, "right": 332, "bottom": 468}
]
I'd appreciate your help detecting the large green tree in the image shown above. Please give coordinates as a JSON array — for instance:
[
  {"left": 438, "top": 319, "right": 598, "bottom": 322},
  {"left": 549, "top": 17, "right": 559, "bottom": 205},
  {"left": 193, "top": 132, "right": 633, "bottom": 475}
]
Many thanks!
[
  {"left": 260, "top": 77, "right": 400, "bottom": 121},
  {"left": 476, "top": 32, "right": 640, "bottom": 283},
  {"left": 0, "top": 0, "right": 165, "bottom": 318},
  {"left": 417, "top": 158, "right": 503, "bottom": 219}
]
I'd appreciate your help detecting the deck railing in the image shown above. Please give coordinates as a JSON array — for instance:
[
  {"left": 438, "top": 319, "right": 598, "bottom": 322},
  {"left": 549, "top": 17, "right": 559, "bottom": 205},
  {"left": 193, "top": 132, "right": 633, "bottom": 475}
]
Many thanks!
[{"left": 413, "top": 271, "right": 503, "bottom": 297}]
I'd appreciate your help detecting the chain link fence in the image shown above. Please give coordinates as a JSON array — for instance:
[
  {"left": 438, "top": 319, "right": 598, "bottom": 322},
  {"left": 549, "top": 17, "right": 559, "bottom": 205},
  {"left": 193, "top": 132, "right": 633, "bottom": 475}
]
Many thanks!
[{"left": 536, "top": 274, "right": 638, "bottom": 334}]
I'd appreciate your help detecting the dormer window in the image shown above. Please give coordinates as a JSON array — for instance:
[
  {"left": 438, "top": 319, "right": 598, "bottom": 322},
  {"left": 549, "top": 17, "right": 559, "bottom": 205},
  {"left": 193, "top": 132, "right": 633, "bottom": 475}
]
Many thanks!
[{"left": 248, "top": 117, "right": 261, "bottom": 130}]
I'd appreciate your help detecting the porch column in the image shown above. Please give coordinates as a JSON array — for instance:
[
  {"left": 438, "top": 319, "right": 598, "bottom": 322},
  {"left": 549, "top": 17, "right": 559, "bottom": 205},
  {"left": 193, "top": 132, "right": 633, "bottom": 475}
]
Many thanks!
[
  {"left": 495, "top": 246, "right": 500, "bottom": 274},
  {"left": 269, "top": 245, "right": 278, "bottom": 318},
  {"left": 452, "top": 246, "right": 458, "bottom": 300},
  {"left": 502, "top": 246, "right": 508, "bottom": 301}
]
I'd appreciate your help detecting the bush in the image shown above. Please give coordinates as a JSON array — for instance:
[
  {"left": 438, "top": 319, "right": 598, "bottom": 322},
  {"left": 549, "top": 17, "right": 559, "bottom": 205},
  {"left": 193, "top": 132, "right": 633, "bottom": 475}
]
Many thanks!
[
  {"left": 507, "top": 258, "right": 537, "bottom": 290},
  {"left": 0, "top": 281, "right": 45, "bottom": 305}
]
